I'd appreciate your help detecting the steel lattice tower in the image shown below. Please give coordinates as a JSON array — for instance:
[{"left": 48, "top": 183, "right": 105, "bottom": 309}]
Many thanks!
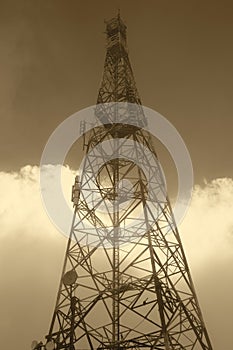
[{"left": 43, "top": 14, "right": 213, "bottom": 350}]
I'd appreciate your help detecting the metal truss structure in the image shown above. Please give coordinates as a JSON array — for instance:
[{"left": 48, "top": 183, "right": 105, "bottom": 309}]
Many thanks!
[{"left": 43, "top": 14, "right": 213, "bottom": 350}]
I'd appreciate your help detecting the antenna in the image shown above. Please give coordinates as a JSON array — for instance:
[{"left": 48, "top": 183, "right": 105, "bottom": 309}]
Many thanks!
[{"left": 62, "top": 270, "right": 77, "bottom": 286}]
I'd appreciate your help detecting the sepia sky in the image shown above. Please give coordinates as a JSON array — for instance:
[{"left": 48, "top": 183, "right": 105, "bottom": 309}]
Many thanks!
[
  {"left": 0, "top": 1, "right": 233, "bottom": 349},
  {"left": 0, "top": 0, "right": 232, "bottom": 181}
]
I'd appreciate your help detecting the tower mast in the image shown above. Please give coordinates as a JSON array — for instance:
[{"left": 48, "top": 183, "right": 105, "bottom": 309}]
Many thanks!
[{"left": 41, "top": 14, "right": 213, "bottom": 350}]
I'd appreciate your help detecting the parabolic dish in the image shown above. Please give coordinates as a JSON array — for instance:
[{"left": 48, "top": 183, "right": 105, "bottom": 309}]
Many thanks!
[
  {"left": 45, "top": 340, "right": 54, "bottom": 350},
  {"left": 63, "top": 269, "right": 78, "bottom": 285}
]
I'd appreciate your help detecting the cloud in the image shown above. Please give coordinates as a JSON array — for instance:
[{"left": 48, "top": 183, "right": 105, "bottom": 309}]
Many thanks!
[
  {"left": 0, "top": 165, "right": 68, "bottom": 349},
  {"left": 0, "top": 166, "right": 232, "bottom": 349},
  {"left": 180, "top": 178, "right": 233, "bottom": 265},
  {"left": 179, "top": 178, "right": 233, "bottom": 349}
]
